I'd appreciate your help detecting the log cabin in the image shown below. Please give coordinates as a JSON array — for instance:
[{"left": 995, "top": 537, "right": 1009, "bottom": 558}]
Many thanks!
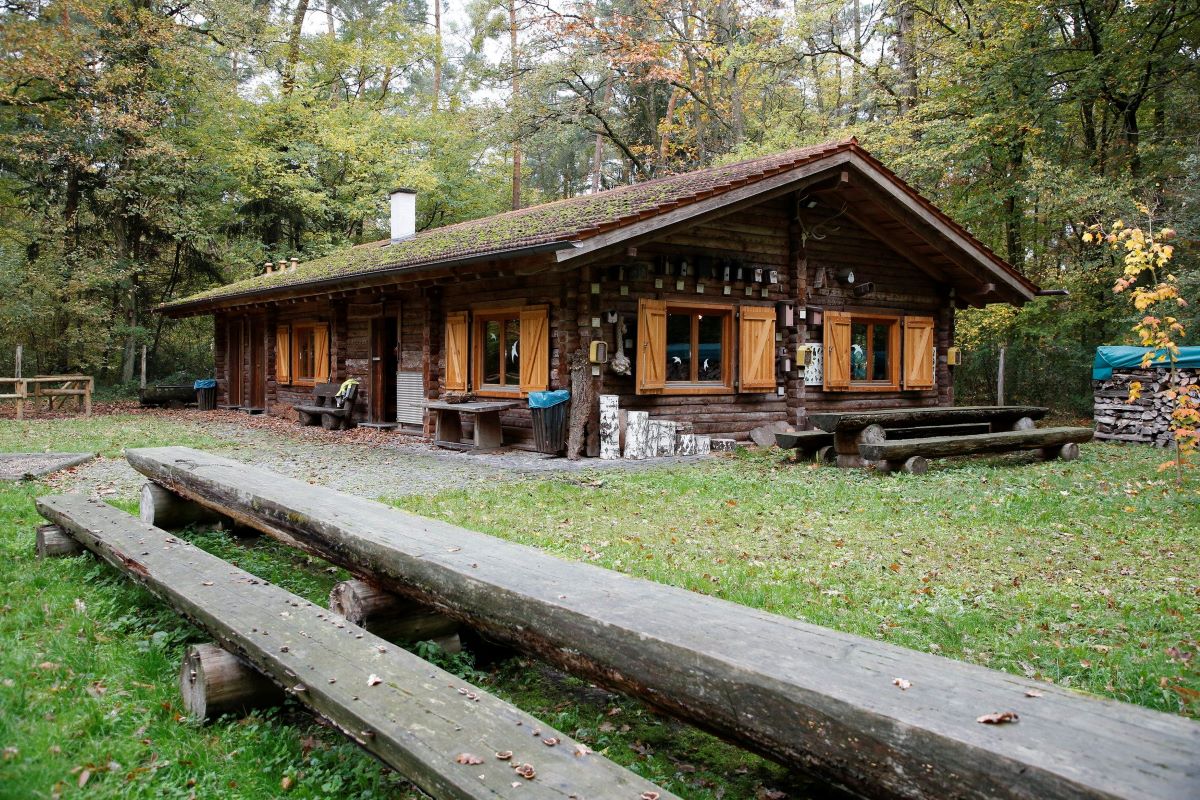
[{"left": 158, "top": 139, "right": 1041, "bottom": 453}]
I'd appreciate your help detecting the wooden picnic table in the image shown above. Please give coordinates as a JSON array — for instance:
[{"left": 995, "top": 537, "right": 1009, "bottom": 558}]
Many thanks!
[
  {"left": 426, "top": 399, "right": 520, "bottom": 451},
  {"left": 809, "top": 405, "right": 1049, "bottom": 468}
]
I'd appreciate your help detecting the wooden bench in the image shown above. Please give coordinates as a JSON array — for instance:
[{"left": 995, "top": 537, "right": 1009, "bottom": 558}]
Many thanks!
[
  {"left": 294, "top": 382, "right": 357, "bottom": 430},
  {"left": 126, "top": 447, "right": 1200, "bottom": 800},
  {"left": 860, "top": 426, "right": 1095, "bottom": 473},
  {"left": 36, "top": 494, "right": 673, "bottom": 800},
  {"left": 774, "top": 430, "right": 835, "bottom": 462}
]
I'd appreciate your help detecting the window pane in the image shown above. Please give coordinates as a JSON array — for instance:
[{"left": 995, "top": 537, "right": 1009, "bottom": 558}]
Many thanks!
[
  {"left": 297, "top": 329, "right": 313, "bottom": 379},
  {"left": 504, "top": 318, "right": 521, "bottom": 385},
  {"left": 850, "top": 323, "right": 868, "bottom": 381},
  {"left": 697, "top": 314, "right": 723, "bottom": 381},
  {"left": 483, "top": 320, "right": 501, "bottom": 384},
  {"left": 666, "top": 314, "right": 692, "bottom": 381},
  {"left": 871, "top": 324, "right": 890, "bottom": 381}
]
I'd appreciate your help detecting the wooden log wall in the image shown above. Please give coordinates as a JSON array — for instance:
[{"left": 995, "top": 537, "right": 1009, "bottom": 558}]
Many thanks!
[
  {"left": 801, "top": 208, "right": 953, "bottom": 415},
  {"left": 1094, "top": 368, "right": 1198, "bottom": 446},
  {"left": 593, "top": 199, "right": 794, "bottom": 440}
]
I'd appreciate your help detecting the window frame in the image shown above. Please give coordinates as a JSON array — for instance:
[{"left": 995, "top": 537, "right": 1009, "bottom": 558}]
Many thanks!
[
  {"left": 825, "top": 311, "right": 902, "bottom": 392},
  {"left": 471, "top": 307, "right": 524, "bottom": 397},
  {"left": 287, "top": 321, "right": 328, "bottom": 387},
  {"left": 661, "top": 301, "right": 735, "bottom": 395}
]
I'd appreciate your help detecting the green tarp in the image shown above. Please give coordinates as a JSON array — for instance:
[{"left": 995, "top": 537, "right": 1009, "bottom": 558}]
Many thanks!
[{"left": 1093, "top": 346, "right": 1200, "bottom": 380}]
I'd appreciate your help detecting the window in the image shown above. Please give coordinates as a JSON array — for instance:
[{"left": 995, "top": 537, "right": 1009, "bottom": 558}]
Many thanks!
[
  {"left": 477, "top": 311, "right": 522, "bottom": 388},
  {"left": 445, "top": 306, "right": 548, "bottom": 396},
  {"left": 284, "top": 322, "right": 329, "bottom": 385},
  {"left": 823, "top": 311, "right": 932, "bottom": 391},
  {"left": 636, "top": 299, "right": 775, "bottom": 395},
  {"left": 665, "top": 309, "right": 726, "bottom": 383}
]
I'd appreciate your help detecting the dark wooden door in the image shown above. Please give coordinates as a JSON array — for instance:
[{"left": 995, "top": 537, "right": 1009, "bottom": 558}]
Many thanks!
[
  {"left": 369, "top": 317, "right": 398, "bottom": 422},
  {"left": 227, "top": 319, "right": 244, "bottom": 407},
  {"left": 249, "top": 319, "right": 266, "bottom": 409}
]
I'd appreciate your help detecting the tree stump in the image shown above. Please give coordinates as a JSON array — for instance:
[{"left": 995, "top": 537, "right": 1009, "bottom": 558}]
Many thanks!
[
  {"left": 140, "top": 482, "right": 226, "bottom": 530},
  {"left": 329, "top": 579, "right": 459, "bottom": 649},
  {"left": 35, "top": 523, "right": 84, "bottom": 559},
  {"left": 179, "top": 643, "right": 284, "bottom": 722}
]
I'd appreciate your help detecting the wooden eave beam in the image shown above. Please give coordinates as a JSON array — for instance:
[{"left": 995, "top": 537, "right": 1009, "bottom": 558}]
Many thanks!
[{"left": 826, "top": 203, "right": 953, "bottom": 284}]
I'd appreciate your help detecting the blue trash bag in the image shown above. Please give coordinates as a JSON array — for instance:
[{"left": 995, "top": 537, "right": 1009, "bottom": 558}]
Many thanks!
[
  {"left": 193, "top": 379, "right": 218, "bottom": 390},
  {"left": 528, "top": 389, "right": 570, "bottom": 409}
]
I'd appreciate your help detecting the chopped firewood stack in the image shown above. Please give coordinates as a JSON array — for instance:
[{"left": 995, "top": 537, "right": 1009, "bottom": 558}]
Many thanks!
[{"left": 1093, "top": 368, "right": 1198, "bottom": 446}]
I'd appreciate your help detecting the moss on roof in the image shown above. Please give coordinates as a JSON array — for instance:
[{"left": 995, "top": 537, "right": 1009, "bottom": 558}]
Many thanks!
[{"left": 162, "top": 141, "right": 852, "bottom": 312}]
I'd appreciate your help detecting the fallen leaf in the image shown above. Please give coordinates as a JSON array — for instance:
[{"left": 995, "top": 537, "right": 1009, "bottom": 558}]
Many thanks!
[
  {"left": 78, "top": 769, "right": 91, "bottom": 788},
  {"left": 641, "top": 793, "right": 661, "bottom": 800},
  {"left": 280, "top": 775, "right": 294, "bottom": 791},
  {"left": 515, "top": 763, "right": 536, "bottom": 779},
  {"left": 367, "top": 674, "right": 381, "bottom": 686},
  {"left": 455, "top": 753, "right": 483, "bottom": 765},
  {"left": 892, "top": 677, "right": 911, "bottom": 691},
  {"left": 1024, "top": 689, "right": 1044, "bottom": 698},
  {"left": 495, "top": 751, "right": 513, "bottom": 760},
  {"left": 542, "top": 737, "right": 559, "bottom": 747},
  {"left": 976, "top": 711, "right": 1019, "bottom": 725}
]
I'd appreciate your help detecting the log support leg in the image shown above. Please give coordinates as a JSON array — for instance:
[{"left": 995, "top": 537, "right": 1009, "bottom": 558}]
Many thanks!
[
  {"left": 834, "top": 424, "right": 887, "bottom": 468},
  {"left": 179, "top": 643, "right": 285, "bottom": 722},
  {"left": 1042, "top": 442, "right": 1080, "bottom": 462},
  {"left": 35, "top": 523, "right": 84, "bottom": 558},
  {"left": 329, "top": 579, "right": 460, "bottom": 652},
  {"left": 1009, "top": 416, "right": 1036, "bottom": 431},
  {"left": 140, "top": 482, "right": 228, "bottom": 530}
]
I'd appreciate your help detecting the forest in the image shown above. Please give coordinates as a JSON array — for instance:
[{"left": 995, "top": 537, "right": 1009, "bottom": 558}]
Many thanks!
[{"left": 1, "top": 0, "right": 1197, "bottom": 413}]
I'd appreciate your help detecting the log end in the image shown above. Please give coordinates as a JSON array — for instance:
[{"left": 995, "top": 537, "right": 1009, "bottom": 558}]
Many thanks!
[
  {"left": 35, "top": 524, "right": 84, "bottom": 559},
  {"left": 180, "top": 643, "right": 284, "bottom": 723}
]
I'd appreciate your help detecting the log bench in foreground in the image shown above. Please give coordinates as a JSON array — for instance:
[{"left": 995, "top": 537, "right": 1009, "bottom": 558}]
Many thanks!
[
  {"left": 35, "top": 494, "right": 674, "bottom": 800},
  {"left": 124, "top": 447, "right": 1200, "bottom": 800}
]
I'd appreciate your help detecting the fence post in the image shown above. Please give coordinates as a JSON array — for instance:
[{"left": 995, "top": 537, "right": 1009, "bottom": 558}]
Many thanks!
[
  {"left": 996, "top": 346, "right": 1006, "bottom": 406},
  {"left": 14, "top": 345, "right": 23, "bottom": 420},
  {"left": 140, "top": 345, "right": 148, "bottom": 390}
]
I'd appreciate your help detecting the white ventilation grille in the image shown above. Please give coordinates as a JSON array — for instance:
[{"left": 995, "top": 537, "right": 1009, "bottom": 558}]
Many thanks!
[{"left": 396, "top": 371, "right": 424, "bottom": 425}]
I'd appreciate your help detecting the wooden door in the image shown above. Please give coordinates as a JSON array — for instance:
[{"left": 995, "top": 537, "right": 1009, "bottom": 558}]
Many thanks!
[
  {"left": 369, "top": 317, "right": 398, "bottom": 422},
  {"left": 227, "top": 319, "right": 244, "bottom": 406},
  {"left": 249, "top": 319, "right": 266, "bottom": 409}
]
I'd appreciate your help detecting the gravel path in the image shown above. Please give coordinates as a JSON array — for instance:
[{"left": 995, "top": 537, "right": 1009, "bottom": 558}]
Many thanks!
[{"left": 39, "top": 410, "right": 709, "bottom": 501}]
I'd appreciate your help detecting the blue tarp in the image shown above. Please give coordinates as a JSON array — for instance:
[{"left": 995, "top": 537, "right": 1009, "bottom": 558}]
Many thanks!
[
  {"left": 1093, "top": 346, "right": 1200, "bottom": 380},
  {"left": 528, "top": 389, "right": 570, "bottom": 409},
  {"left": 193, "top": 379, "right": 217, "bottom": 390}
]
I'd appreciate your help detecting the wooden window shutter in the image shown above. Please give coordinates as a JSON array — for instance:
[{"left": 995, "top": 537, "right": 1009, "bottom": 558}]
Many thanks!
[
  {"left": 275, "top": 325, "right": 290, "bottom": 384},
  {"left": 444, "top": 311, "right": 469, "bottom": 392},
  {"left": 903, "top": 316, "right": 936, "bottom": 390},
  {"left": 519, "top": 306, "right": 549, "bottom": 393},
  {"left": 313, "top": 325, "right": 331, "bottom": 383},
  {"left": 738, "top": 305, "right": 777, "bottom": 392},
  {"left": 636, "top": 298, "right": 667, "bottom": 394},
  {"left": 823, "top": 311, "right": 852, "bottom": 390}
]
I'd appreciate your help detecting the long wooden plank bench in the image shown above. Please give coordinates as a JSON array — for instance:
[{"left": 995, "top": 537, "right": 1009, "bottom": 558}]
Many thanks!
[
  {"left": 860, "top": 426, "right": 1095, "bottom": 473},
  {"left": 34, "top": 494, "right": 675, "bottom": 800},
  {"left": 126, "top": 446, "right": 1200, "bottom": 800}
]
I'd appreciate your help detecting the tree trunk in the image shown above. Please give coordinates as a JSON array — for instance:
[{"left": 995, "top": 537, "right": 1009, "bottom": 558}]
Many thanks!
[
  {"left": 509, "top": 0, "right": 522, "bottom": 209},
  {"left": 282, "top": 0, "right": 311, "bottom": 94},
  {"left": 566, "top": 350, "right": 593, "bottom": 460},
  {"left": 895, "top": 0, "right": 917, "bottom": 114},
  {"left": 431, "top": 0, "right": 442, "bottom": 111}
]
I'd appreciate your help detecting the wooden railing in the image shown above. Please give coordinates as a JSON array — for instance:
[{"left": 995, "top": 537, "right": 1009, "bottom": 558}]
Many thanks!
[{"left": 0, "top": 375, "right": 93, "bottom": 419}]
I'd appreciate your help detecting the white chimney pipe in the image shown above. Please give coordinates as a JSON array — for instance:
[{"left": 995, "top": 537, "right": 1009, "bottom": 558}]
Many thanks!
[{"left": 389, "top": 188, "right": 416, "bottom": 241}]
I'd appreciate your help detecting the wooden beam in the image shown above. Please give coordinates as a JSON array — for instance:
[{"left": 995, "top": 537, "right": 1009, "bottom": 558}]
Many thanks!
[
  {"left": 35, "top": 494, "right": 675, "bottom": 800},
  {"left": 125, "top": 447, "right": 1200, "bottom": 800}
]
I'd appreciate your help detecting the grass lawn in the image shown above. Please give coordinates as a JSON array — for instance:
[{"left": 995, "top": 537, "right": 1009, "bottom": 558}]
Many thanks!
[{"left": 1, "top": 412, "right": 1197, "bottom": 799}]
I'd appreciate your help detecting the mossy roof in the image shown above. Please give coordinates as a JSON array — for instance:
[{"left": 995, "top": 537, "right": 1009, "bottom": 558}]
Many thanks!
[{"left": 161, "top": 139, "right": 1035, "bottom": 314}]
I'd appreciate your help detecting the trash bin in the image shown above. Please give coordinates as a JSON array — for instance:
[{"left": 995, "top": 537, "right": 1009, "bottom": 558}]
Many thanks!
[
  {"left": 528, "top": 390, "right": 570, "bottom": 455},
  {"left": 194, "top": 378, "right": 218, "bottom": 411}
]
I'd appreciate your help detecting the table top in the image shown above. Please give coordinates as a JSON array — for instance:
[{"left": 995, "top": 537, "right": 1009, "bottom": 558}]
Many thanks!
[
  {"left": 809, "top": 405, "right": 1048, "bottom": 432},
  {"left": 425, "top": 400, "right": 521, "bottom": 413}
]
